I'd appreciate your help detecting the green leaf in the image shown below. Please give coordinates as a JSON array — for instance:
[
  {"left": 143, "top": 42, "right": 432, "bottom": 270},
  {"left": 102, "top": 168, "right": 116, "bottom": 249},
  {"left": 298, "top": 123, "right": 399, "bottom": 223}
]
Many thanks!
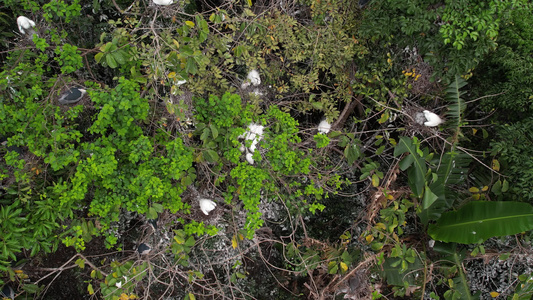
[
  {"left": 209, "top": 124, "right": 219, "bottom": 139},
  {"left": 185, "top": 57, "right": 198, "bottom": 74},
  {"left": 152, "top": 203, "right": 164, "bottom": 213},
  {"left": 112, "top": 51, "right": 126, "bottom": 65},
  {"left": 422, "top": 185, "right": 438, "bottom": 209},
  {"left": 445, "top": 76, "right": 467, "bottom": 134},
  {"left": 105, "top": 54, "right": 118, "bottom": 69},
  {"left": 147, "top": 207, "right": 158, "bottom": 220},
  {"left": 344, "top": 143, "right": 360, "bottom": 165},
  {"left": 22, "top": 284, "right": 40, "bottom": 294},
  {"left": 393, "top": 137, "right": 427, "bottom": 197},
  {"left": 428, "top": 201, "right": 533, "bottom": 244},
  {"left": 94, "top": 52, "right": 104, "bottom": 63},
  {"left": 75, "top": 258, "right": 85, "bottom": 269},
  {"left": 203, "top": 150, "right": 220, "bottom": 163}
]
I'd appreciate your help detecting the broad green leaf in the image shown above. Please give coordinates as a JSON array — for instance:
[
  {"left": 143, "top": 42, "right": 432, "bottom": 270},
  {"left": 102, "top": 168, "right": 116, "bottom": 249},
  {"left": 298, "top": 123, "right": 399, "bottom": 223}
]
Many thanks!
[
  {"left": 147, "top": 207, "right": 157, "bottom": 220},
  {"left": 185, "top": 57, "right": 198, "bottom": 75},
  {"left": 151, "top": 203, "right": 164, "bottom": 213},
  {"left": 94, "top": 52, "right": 104, "bottom": 63},
  {"left": 344, "top": 143, "right": 360, "bottom": 165},
  {"left": 209, "top": 124, "right": 218, "bottom": 139},
  {"left": 203, "top": 150, "right": 220, "bottom": 163},
  {"left": 428, "top": 201, "right": 533, "bottom": 244},
  {"left": 393, "top": 137, "right": 427, "bottom": 197},
  {"left": 105, "top": 54, "right": 118, "bottom": 69},
  {"left": 422, "top": 185, "right": 438, "bottom": 209}
]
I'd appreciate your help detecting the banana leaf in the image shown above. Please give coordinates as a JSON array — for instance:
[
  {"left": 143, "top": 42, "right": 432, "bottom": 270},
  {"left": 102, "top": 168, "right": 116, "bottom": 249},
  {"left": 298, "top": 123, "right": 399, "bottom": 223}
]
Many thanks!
[{"left": 428, "top": 201, "right": 533, "bottom": 244}]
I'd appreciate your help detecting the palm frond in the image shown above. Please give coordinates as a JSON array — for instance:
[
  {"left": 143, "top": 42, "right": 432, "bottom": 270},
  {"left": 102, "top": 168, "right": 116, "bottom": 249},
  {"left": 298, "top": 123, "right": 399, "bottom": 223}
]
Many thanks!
[{"left": 444, "top": 76, "right": 467, "bottom": 140}]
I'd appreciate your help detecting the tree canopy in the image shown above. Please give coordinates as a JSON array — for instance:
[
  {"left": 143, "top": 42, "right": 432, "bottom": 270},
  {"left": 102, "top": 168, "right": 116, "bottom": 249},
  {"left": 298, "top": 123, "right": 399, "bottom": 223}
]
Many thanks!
[{"left": 1, "top": 0, "right": 533, "bottom": 299}]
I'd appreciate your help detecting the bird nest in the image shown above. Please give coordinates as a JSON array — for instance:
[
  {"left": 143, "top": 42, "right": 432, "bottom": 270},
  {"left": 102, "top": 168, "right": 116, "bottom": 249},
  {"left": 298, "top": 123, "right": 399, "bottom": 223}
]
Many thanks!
[{"left": 401, "top": 102, "right": 443, "bottom": 133}]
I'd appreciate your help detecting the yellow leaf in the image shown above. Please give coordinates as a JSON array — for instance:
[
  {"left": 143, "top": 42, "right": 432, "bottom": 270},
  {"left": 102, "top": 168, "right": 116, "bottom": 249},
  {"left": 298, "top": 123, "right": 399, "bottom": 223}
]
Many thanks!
[
  {"left": 185, "top": 21, "right": 195, "bottom": 27},
  {"left": 492, "top": 159, "right": 500, "bottom": 171},
  {"left": 472, "top": 193, "right": 481, "bottom": 200},
  {"left": 375, "top": 223, "right": 387, "bottom": 230},
  {"left": 481, "top": 186, "right": 489, "bottom": 192},
  {"left": 365, "top": 235, "right": 374, "bottom": 243},
  {"left": 90, "top": 270, "right": 96, "bottom": 279},
  {"left": 174, "top": 235, "right": 185, "bottom": 244},
  {"left": 188, "top": 292, "right": 196, "bottom": 300},
  {"left": 340, "top": 262, "right": 348, "bottom": 273},
  {"left": 490, "top": 291, "right": 499, "bottom": 298},
  {"left": 246, "top": 0, "right": 252, "bottom": 6},
  {"left": 88, "top": 284, "right": 94, "bottom": 295},
  {"left": 168, "top": 72, "right": 176, "bottom": 79},
  {"left": 469, "top": 187, "right": 480, "bottom": 193},
  {"left": 472, "top": 128, "right": 478, "bottom": 135},
  {"left": 231, "top": 235, "right": 238, "bottom": 249},
  {"left": 172, "top": 39, "right": 180, "bottom": 49},
  {"left": 371, "top": 174, "right": 380, "bottom": 187},
  {"left": 119, "top": 293, "right": 129, "bottom": 300}
]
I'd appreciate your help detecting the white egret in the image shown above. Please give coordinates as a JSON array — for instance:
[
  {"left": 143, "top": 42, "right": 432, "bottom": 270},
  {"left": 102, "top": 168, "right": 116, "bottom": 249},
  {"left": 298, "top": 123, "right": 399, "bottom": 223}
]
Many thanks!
[
  {"left": 17, "top": 16, "right": 37, "bottom": 37},
  {"left": 423, "top": 110, "right": 443, "bottom": 127},
  {"left": 199, "top": 198, "right": 216, "bottom": 215},
  {"left": 245, "top": 152, "right": 254, "bottom": 165},
  {"left": 241, "top": 70, "right": 261, "bottom": 89},
  {"left": 153, "top": 0, "right": 174, "bottom": 5},
  {"left": 317, "top": 120, "right": 331, "bottom": 134}
]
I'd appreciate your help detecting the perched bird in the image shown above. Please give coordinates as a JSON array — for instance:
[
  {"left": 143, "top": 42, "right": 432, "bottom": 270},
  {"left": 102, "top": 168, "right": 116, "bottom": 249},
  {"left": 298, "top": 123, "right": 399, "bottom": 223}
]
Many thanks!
[
  {"left": 241, "top": 70, "right": 261, "bottom": 89},
  {"left": 153, "top": 0, "right": 174, "bottom": 5},
  {"left": 317, "top": 119, "right": 331, "bottom": 134},
  {"left": 245, "top": 152, "right": 254, "bottom": 165},
  {"left": 58, "top": 87, "right": 86, "bottom": 105},
  {"left": 238, "top": 123, "right": 264, "bottom": 153},
  {"left": 423, "top": 110, "right": 443, "bottom": 127},
  {"left": 17, "top": 16, "right": 36, "bottom": 36},
  {"left": 137, "top": 243, "right": 151, "bottom": 255},
  {"left": 199, "top": 198, "right": 216, "bottom": 215}
]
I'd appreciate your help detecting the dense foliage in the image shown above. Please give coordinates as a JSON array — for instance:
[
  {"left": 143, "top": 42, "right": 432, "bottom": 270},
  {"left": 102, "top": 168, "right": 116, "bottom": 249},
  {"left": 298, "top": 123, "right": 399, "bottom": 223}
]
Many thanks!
[{"left": 1, "top": 0, "right": 533, "bottom": 299}]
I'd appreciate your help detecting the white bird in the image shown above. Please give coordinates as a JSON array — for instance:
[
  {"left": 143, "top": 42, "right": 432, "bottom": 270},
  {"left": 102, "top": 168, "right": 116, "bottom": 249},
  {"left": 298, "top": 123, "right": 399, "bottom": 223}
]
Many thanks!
[
  {"left": 423, "top": 110, "right": 443, "bottom": 127},
  {"left": 238, "top": 123, "right": 264, "bottom": 153},
  {"left": 153, "top": 0, "right": 174, "bottom": 5},
  {"left": 247, "top": 70, "right": 261, "bottom": 86},
  {"left": 241, "top": 70, "right": 261, "bottom": 89},
  {"left": 199, "top": 198, "right": 216, "bottom": 215},
  {"left": 17, "top": 16, "right": 37, "bottom": 36},
  {"left": 245, "top": 153, "right": 254, "bottom": 165},
  {"left": 317, "top": 120, "right": 331, "bottom": 134}
]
